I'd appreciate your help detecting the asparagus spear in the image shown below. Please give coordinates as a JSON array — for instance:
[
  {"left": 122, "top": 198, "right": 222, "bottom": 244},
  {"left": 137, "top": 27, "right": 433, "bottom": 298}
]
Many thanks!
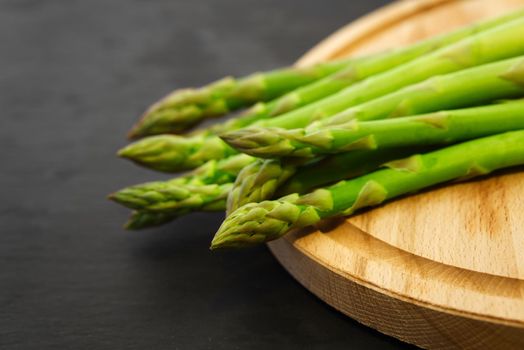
[
  {"left": 114, "top": 147, "right": 418, "bottom": 221},
  {"left": 110, "top": 153, "right": 254, "bottom": 219},
  {"left": 211, "top": 130, "right": 524, "bottom": 249},
  {"left": 130, "top": 10, "right": 524, "bottom": 139},
  {"left": 187, "top": 153, "right": 255, "bottom": 185},
  {"left": 110, "top": 182, "right": 232, "bottom": 212},
  {"left": 118, "top": 133, "right": 238, "bottom": 172},
  {"left": 122, "top": 58, "right": 524, "bottom": 213},
  {"left": 125, "top": 198, "right": 228, "bottom": 230},
  {"left": 225, "top": 148, "right": 419, "bottom": 213},
  {"left": 120, "top": 16, "right": 524, "bottom": 172},
  {"left": 222, "top": 98, "right": 524, "bottom": 159},
  {"left": 253, "top": 16, "right": 524, "bottom": 130},
  {"left": 110, "top": 153, "right": 253, "bottom": 226},
  {"left": 225, "top": 58, "right": 524, "bottom": 208},
  {"left": 203, "top": 56, "right": 375, "bottom": 136},
  {"left": 209, "top": 8, "right": 524, "bottom": 134},
  {"left": 120, "top": 96, "right": 524, "bottom": 218},
  {"left": 128, "top": 59, "right": 356, "bottom": 138},
  {"left": 275, "top": 148, "right": 426, "bottom": 196}
]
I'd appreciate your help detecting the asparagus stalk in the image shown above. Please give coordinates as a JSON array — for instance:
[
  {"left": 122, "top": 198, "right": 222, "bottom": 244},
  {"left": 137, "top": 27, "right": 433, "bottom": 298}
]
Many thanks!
[
  {"left": 110, "top": 153, "right": 253, "bottom": 228},
  {"left": 125, "top": 61, "right": 524, "bottom": 212},
  {"left": 125, "top": 199, "right": 228, "bottom": 230},
  {"left": 275, "top": 148, "right": 425, "bottom": 196},
  {"left": 113, "top": 160, "right": 287, "bottom": 219},
  {"left": 222, "top": 98, "right": 524, "bottom": 159},
  {"left": 110, "top": 182, "right": 232, "bottom": 212},
  {"left": 130, "top": 9, "right": 524, "bottom": 139},
  {"left": 113, "top": 58, "right": 524, "bottom": 216},
  {"left": 225, "top": 147, "right": 419, "bottom": 213},
  {"left": 187, "top": 153, "right": 255, "bottom": 185},
  {"left": 114, "top": 147, "right": 419, "bottom": 221},
  {"left": 110, "top": 153, "right": 254, "bottom": 219},
  {"left": 253, "top": 16, "right": 524, "bottom": 130},
  {"left": 222, "top": 57, "right": 524, "bottom": 209},
  {"left": 211, "top": 8, "right": 524, "bottom": 133},
  {"left": 128, "top": 59, "right": 356, "bottom": 138},
  {"left": 203, "top": 56, "right": 375, "bottom": 136},
  {"left": 118, "top": 133, "right": 238, "bottom": 172},
  {"left": 120, "top": 16, "right": 524, "bottom": 172},
  {"left": 211, "top": 130, "right": 524, "bottom": 249}
]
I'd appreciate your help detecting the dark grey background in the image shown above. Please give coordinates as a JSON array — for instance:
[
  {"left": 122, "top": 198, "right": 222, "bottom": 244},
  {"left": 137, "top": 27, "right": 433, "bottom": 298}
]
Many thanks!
[{"left": 1, "top": 0, "right": 416, "bottom": 349}]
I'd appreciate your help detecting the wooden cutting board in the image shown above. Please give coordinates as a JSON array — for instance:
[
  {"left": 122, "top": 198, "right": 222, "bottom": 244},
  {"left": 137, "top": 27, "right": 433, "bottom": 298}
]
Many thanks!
[{"left": 267, "top": 1, "right": 524, "bottom": 349}]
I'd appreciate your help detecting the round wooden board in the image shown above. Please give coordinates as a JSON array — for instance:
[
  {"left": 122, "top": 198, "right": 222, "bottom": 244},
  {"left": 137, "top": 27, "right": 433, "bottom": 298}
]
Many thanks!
[{"left": 267, "top": 0, "right": 524, "bottom": 349}]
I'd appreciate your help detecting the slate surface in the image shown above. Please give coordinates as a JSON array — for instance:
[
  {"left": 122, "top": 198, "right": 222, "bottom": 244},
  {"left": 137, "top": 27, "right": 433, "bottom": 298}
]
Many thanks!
[{"left": 1, "top": 0, "right": 415, "bottom": 348}]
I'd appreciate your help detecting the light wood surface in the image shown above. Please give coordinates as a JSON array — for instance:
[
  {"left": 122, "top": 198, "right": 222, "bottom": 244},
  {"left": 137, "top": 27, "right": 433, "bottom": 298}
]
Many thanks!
[{"left": 268, "top": 0, "right": 524, "bottom": 349}]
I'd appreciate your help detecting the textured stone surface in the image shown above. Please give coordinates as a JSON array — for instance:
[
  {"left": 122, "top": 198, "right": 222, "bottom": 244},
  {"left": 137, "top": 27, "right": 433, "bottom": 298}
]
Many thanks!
[{"left": 0, "top": 0, "right": 413, "bottom": 348}]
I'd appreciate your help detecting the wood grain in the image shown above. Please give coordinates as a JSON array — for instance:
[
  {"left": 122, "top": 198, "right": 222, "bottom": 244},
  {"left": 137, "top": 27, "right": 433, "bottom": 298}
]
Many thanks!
[{"left": 268, "top": 0, "right": 524, "bottom": 349}]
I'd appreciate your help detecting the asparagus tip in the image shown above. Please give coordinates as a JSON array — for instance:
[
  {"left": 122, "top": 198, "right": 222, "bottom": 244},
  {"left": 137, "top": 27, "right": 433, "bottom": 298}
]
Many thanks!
[
  {"left": 209, "top": 233, "right": 249, "bottom": 250},
  {"left": 107, "top": 190, "right": 125, "bottom": 205},
  {"left": 117, "top": 144, "right": 135, "bottom": 158},
  {"left": 117, "top": 136, "right": 166, "bottom": 160},
  {"left": 116, "top": 134, "right": 203, "bottom": 172},
  {"left": 210, "top": 200, "right": 308, "bottom": 249}
]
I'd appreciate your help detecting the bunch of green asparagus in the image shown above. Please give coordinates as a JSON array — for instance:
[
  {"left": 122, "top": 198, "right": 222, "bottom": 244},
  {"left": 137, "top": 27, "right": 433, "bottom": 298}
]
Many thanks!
[{"left": 111, "top": 10, "right": 524, "bottom": 249}]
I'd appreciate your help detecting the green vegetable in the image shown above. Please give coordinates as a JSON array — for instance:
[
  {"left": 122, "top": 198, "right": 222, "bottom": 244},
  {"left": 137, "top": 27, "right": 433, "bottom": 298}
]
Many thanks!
[
  {"left": 128, "top": 59, "right": 355, "bottom": 138},
  {"left": 211, "top": 130, "right": 524, "bottom": 249},
  {"left": 209, "top": 7, "right": 524, "bottom": 134},
  {"left": 114, "top": 147, "right": 420, "bottom": 222},
  {"left": 226, "top": 147, "right": 419, "bottom": 213},
  {"left": 222, "top": 98, "right": 524, "bottom": 158},
  {"left": 226, "top": 159, "right": 299, "bottom": 214},
  {"left": 110, "top": 182, "right": 232, "bottom": 212},
  {"left": 118, "top": 133, "right": 238, "bottom": 172},
  {"left": 186, "top": 153, "right": 255, "bottom": 185},
  {"left": 254, "top": 16, "right": 524, "bottom": 130},
  {"left": 130, "top": 9, "right": 524, "bottom": 139},
  {"left": 110, "top": 153, "right": 255, "bottom": 218},
  {"left": 120, "top": 16, "right": 524, "bottom": 172}
]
